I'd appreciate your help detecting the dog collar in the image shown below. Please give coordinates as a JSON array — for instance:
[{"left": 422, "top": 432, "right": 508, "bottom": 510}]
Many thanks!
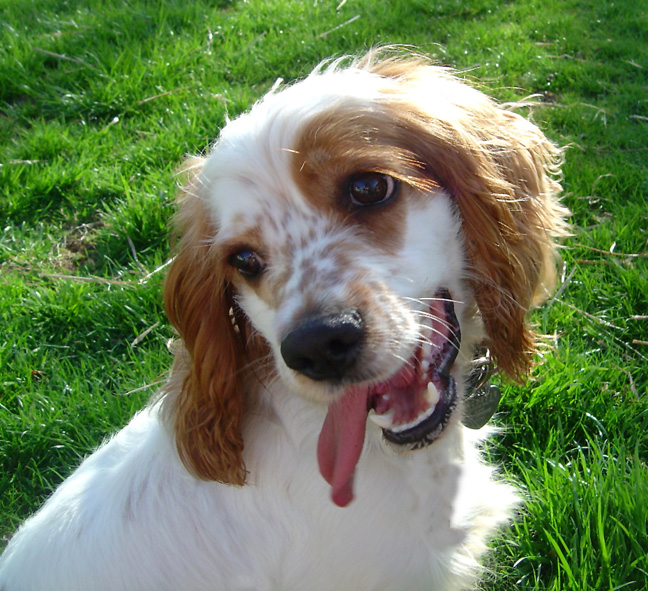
[{"left": 463, "top": 347, "right": 501, "bottom": 429}]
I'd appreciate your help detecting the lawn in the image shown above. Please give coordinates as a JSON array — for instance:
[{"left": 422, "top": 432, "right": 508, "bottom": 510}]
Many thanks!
[{"left": 1, "top": 0, "right": 647, "bottom": 589}]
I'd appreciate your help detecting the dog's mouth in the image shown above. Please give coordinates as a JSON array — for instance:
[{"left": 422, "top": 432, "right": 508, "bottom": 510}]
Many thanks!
[{"left": 317, "top": 289, "right": 461, "bottom": 507}]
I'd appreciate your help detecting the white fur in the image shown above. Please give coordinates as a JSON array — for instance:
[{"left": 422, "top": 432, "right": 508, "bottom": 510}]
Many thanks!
[
  {"left": 0, "top": 56, "right": 522, "bottom": 591},
  {"left": 0, "top": 399, "right": 515, "bottom": 591}
]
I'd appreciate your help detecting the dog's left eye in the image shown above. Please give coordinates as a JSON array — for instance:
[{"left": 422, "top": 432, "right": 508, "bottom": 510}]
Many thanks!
[
  {"left": 228, "top": 250, "right": 265, "bottom": 279},
  {"left": 348, "top": 172, "right": 398, "bottom": 206}
]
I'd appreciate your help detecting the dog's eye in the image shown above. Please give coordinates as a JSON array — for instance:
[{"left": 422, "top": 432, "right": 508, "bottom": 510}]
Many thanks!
[
  {"left": 228, "top": 250, "right": 265, "bottom": 279},
  {"left": 348, "top": 172, "right": 398, "bottom": 206}
]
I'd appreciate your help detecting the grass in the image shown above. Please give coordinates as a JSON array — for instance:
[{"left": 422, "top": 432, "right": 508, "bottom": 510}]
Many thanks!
[{"left": 1, "top": 0, "right": 647, "bottom": 588}]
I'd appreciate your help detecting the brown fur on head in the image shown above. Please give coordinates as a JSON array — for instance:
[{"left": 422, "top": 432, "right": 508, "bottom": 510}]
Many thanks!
[
  {"left": 360, "top": 51, "right": 569, "bottom": 381},
  {"left": 162, "top": 158, "right": 249, "bottom": 485}
]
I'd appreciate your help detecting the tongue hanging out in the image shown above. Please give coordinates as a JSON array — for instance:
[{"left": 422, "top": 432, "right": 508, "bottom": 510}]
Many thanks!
[
  {"left": 316, "top": 385, "right": 370, "bottom": 507},
  {"left": 316, "top": 291, "right": 460, "bottom": 507}
]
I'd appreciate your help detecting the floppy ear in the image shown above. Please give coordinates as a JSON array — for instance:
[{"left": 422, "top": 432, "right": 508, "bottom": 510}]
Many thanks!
[
  {"left": 432, "top": 127, "right": 567, "bottom": 381},
  {"left": 163, "top": 157, "right": 248, "bottom": 485},
  {"left": 366, "top": 55, "right": 569, "bottom": 380},
  {"left": 452, "top": 109, "right": 569, "bottom": 381}
]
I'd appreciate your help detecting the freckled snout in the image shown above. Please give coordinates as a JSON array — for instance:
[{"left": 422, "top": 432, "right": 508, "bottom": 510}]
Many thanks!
[{"left": 280, "top": 308, "right": 365, "bottom": 382}]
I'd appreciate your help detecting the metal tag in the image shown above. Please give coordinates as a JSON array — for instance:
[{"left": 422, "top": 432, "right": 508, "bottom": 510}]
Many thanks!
[{"left": 463, "top": 384, "right": 501, "bottom": 430}]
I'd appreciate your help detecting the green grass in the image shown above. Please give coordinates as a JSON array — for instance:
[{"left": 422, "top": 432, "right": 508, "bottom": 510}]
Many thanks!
[{"left": 1, "top": 0, "right": 647, "bottom": 589}]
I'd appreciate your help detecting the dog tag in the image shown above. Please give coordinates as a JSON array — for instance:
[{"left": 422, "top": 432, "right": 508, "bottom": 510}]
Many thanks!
[{"left": 463, "top": 384, "right": 501, "bottom": 430}]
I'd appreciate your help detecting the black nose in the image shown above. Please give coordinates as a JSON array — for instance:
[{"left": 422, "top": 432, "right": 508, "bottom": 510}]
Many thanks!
[{"left": 280, "top": 308, "right": 364, "bottom": 382}]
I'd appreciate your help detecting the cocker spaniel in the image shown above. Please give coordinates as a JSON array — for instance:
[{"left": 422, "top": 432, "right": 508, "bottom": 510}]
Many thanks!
[{"left": 0, "top": 50, "right": 568, "bottom": 591}]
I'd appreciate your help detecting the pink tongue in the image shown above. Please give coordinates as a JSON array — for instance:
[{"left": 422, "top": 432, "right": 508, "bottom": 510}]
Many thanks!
[{"left": 317, "top": 386, "right": 370, "bottom": 508}]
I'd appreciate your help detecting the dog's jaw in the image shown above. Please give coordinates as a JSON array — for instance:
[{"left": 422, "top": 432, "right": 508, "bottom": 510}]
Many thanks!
[{"left": 317, "top": 290, "right": 463, "bottom": 507}]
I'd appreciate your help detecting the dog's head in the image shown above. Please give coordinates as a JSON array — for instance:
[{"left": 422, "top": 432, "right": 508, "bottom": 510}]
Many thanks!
[{"left": 162, "top": 51, "right": 568, "bottom": 506}]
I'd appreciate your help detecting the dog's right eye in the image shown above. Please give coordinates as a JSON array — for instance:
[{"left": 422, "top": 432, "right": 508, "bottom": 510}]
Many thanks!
[
  {"left": 348, "top": 172, "right": 399, "bottom": 207},
  {"left": 228, "top": 250, "right": 265, "bottom": 279}
]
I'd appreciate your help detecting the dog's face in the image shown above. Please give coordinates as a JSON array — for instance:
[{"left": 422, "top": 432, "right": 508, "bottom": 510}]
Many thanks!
[
  {"left": 208, "top": 108, "right": 468, "bottom": 400},
  {"left": 163, "top": 53, "right": 567, "bottom": 505},
  {"left": 208, "top": 104, "right": 470, "bottom": 505}
]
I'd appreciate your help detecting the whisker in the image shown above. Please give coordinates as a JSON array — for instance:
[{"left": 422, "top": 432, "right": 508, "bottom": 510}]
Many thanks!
[
  {"left": 412, "top": 320, "right": 462, "bottom": 353},
  {"left": 403, "top": 295, "right": 464, "bottom": 306},
  {"left": 413, "top": 311, "right": 460, "bottom": 336},
  {"left": 389, "top": 351, "right": 416, "bottom": 369},
  {"left": 462, "top": 267, "right": 526, "bottom": 312}
]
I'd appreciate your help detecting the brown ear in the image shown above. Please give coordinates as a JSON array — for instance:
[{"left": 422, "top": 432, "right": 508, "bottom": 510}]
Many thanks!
[
  {"left": 365, "top": 55, "right": 569, "bottom": 380},
  {"left": 425, "top": 128, "right": 566, "bottom": 381},
  {"left": 163, "top": 158, "right": 247, "bottom": 485},
  {"left": 451, "top": 109, "right": 568, "bottom": 381}
]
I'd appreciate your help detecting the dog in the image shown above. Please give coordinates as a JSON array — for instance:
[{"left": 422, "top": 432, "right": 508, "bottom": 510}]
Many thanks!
[{"left": 0, "top": 49, "right": 568, "bottom": 591}]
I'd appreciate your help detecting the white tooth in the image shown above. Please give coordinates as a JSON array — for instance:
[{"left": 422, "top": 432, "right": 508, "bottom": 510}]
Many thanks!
[
  {"left": 369, "top": 410, "right": 394, "bottom": 429},
  {"left": 421, "top": 359, "right": 430, "bottom": 373},
  {"left": 425, "top": 382, "right": 440, "bottom": 406}
]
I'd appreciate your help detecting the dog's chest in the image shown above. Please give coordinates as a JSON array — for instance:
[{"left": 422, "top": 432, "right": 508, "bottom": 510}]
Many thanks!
[{"left": 241, "top": 415, "right": 473, "bottom": 591}]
